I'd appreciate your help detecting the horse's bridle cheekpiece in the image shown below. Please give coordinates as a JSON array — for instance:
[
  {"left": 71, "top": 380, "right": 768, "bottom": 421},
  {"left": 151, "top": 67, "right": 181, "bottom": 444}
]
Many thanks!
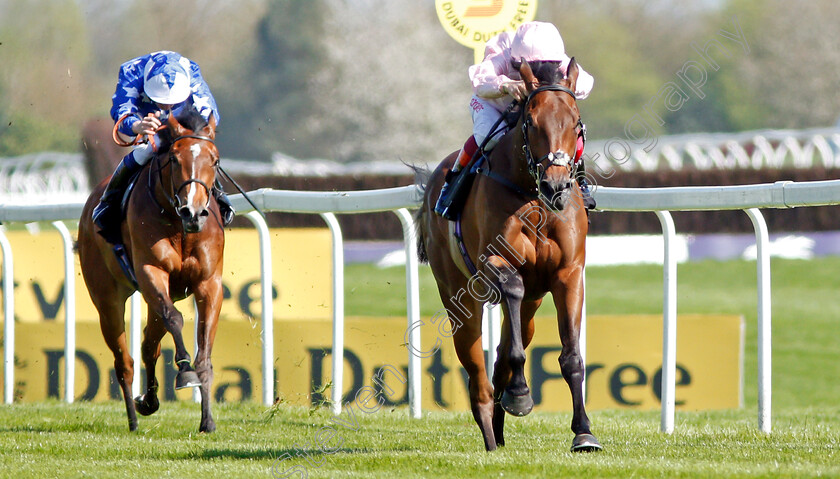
[
  {"left": 520, "top": 84, "right": 579, "bottom": 188},
  {"left": 153, "top": 134, "right": 216, "bottom": 215}
]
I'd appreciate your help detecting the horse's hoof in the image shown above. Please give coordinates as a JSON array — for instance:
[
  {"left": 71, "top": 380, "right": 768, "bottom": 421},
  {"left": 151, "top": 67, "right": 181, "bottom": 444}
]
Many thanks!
[
  {"left": 571, "top": 433, "right": 603, "bottom": 453},
  {"left": 134, "top": 394, "right": 160, "bottom": 416},
  {"left": 500, "top": 391, "right": 534, "bottom": 417},
  {"left": 200, "top": 421, "right": 216, "bottom": 434},
  {"left": 175, "top": 370, "right": 201, "bottom": 390}
]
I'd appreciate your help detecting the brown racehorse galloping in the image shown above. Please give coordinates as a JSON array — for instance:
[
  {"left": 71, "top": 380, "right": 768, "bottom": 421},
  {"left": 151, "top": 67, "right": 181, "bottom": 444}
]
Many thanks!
[
  {"left": 417, "top": 59, "right": 601, "bottom": 452},
  {"left": 78, "top": 109, "right": 225, "bottom": 432}
]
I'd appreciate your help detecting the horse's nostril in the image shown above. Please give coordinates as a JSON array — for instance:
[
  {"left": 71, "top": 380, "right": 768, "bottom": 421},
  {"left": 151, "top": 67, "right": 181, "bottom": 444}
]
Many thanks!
[
  {"left": 199, "top": 208, "right": 210, "bottom": 218},
  {"left": 178, "top": 206, "right": 192, "bottom": 220}
]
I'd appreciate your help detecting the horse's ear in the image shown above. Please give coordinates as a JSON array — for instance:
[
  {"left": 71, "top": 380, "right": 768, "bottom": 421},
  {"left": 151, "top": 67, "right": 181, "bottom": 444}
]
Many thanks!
[
  {"left": 205, "top": 114, "right": 217, "bottom": 139},
  {"left": 518, "top": 58, "right": 539, "bottom": 93},
  {"left": 565, "top": 57, "right": 579, "bottom": 93},
  {"left": 166, "top": 112, "right": 188, "bottom": 137}
]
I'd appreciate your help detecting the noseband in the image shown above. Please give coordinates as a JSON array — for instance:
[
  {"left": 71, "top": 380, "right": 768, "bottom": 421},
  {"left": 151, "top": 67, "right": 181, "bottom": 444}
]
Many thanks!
[{"left": 520, "top": 85, "right": 579, "bottom": 187}]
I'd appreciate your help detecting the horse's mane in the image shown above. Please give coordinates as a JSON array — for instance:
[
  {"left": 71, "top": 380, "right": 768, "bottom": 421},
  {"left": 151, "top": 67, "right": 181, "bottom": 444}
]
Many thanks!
[
  {"left": 158, "top": 107, "right": 210, "bottom": 152},
  {"left": 511, "top": 60, "right": 567, "bottom": 85},
  {"left": 173, "top": 106, "right": 209, "bottom": 132}
]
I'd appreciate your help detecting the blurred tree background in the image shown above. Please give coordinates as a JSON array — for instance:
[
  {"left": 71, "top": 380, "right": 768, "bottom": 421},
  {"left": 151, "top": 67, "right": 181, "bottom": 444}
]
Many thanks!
[{"left": 0, "top": 0, "right": 838, "bottom": 161}]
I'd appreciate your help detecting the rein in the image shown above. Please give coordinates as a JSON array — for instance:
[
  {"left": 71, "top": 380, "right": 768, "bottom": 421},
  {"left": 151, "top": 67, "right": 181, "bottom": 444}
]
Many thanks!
[
  {"left": 150, "top": 134, "right": 266, "bottom": 220},
  {"left": 112, "top": 113, "right": 167, "bottom": 150},
  {"left": 115, "top": 114, "right": 265, "bottom": 220}
]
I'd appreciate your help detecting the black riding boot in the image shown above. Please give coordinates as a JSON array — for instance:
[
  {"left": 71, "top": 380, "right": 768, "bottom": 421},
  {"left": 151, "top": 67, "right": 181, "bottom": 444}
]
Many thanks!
[
  {"left": 435, "top": 167, "right": 479, "bottom": 221},
  {"left": 92, "top": 155, "right": 141, "bottom": 243},
  {"left": 434, "top": 169, "right": 457, "bottom": 219},
  {"left": 213, "top": 180, "right": 235, "bottom": 227}
]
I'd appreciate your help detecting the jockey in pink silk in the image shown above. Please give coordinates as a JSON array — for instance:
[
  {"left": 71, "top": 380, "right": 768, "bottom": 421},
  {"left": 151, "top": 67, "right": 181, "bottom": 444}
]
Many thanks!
[{"left": 436, "top": 22, "right": 596, "bottom": 219}]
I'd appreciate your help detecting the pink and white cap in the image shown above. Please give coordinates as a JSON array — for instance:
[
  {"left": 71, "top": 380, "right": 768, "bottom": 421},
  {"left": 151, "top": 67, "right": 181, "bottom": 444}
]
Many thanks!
[{"left": 509, "top": 22, "right": 569, "bottom": 63}]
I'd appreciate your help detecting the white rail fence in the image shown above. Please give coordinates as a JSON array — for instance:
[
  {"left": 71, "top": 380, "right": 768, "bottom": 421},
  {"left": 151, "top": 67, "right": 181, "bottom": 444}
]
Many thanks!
[
  {"left": 588, "top": 127, "right": 840, "bottom": 172},
  {"left": 4, "top": 180, "right": 840, "bottom": 433},
  {"left": 2, "top": 126, "right": 840, "bottom": 199}
]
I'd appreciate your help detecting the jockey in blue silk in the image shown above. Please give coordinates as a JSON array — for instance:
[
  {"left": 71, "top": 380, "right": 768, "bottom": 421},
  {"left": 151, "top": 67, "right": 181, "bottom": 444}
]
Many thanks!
[{"left": 92, "top": 51, "right": 234, "bottom": 242}]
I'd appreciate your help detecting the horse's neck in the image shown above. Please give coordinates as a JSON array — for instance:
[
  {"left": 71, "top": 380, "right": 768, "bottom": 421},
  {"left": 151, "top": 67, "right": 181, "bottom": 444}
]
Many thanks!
[
  {"left": 145, "top": 155, "right": 176, "bottom": 217},
  {"left": 490, "top": 129, "right": 532, "bottom": 188}
]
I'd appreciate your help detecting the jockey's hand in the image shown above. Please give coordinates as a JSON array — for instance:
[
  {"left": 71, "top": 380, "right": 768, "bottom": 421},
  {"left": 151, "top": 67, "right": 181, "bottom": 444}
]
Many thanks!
[
  {"left": 501, "top": 81, "right": 527, "bottom": 101},
  {"left": 131, "top": 112, "right": 163, "bottom": 136}
]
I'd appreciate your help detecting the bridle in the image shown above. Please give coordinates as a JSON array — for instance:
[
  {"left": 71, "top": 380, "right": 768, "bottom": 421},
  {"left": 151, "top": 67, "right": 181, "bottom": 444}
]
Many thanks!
[
  {"left": 520, "top": 84, "right": 583, "bottom": 189},
  {"left": 153, "top": 134, "right": 217, "bottom": 215}
]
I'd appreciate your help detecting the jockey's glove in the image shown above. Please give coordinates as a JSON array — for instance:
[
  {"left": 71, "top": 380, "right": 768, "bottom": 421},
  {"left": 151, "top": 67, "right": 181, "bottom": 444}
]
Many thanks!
[{"left": 501, "top": 80, "right": 527, "bottom": 101}]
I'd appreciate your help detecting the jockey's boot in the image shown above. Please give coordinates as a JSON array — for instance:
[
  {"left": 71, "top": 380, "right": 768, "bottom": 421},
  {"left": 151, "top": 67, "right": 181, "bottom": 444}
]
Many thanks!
[
  {"left": 92, "top": 152, "right": 142, "bottom": 243},
  {"left": 435, "top": 151, "right": 471, "bottom": 220},
  {"left": 578, "top": 176, "right": 596, "bottom": 210},
  {"left": 434, "top": 170, "right": 459, "bottom": 220},
  {"left": 435, "top": 137, "right": 478, "bottom": 220},
  {"left": 213, "top": 179, "right": 235, "bottom": 227}
]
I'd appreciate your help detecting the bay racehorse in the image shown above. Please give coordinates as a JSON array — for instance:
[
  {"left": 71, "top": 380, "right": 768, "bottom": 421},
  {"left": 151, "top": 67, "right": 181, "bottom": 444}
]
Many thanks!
[
  {"left": 417, "top": 59, "right": 601, "bottom": 452},
  {"left": 78, "top": 109, "right": 225, "bottom": 432}
]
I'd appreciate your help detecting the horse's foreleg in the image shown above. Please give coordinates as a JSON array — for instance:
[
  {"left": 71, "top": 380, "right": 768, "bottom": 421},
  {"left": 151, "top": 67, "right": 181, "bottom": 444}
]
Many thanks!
[
  {"left": 152, "top": 300, "right": 200, "bottom": 390},
  {"left": 491, "top": 299, "right": 539, "bottom": 447},
  {"left": 165, "top": 307, "right": 202, "bottom": 390},
  {"left": 491, "top": 264, "right": 533, "bottom": 418},
  {"left": 193, "top": 282, "right": 222, "bottom": 433},
  {"left": 553, "top": 266, "right": 602, "bottom": 452},
  {"left": 139, "top": 269, "right": 199, "bottom": 390}
]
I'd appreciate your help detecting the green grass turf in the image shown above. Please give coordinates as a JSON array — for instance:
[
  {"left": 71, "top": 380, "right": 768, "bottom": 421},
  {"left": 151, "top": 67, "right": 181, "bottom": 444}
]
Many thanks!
[{"left": 0, "top": 401, "right": 838, "bottom": 478}]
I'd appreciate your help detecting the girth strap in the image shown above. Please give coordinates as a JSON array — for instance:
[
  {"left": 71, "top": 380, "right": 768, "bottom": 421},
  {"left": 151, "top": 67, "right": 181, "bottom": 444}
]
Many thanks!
[{"left": 454, "top": 213, "right": 479, "bottom": 276}]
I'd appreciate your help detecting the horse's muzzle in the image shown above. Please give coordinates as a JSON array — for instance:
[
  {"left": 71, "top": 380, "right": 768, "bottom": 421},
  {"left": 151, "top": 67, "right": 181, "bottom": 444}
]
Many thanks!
[
  {"left": 538, "top": 177, "right": 574, "bottom": 210},
  {"left": 178, "top": 205, "right": 210, "bottom": 233}
]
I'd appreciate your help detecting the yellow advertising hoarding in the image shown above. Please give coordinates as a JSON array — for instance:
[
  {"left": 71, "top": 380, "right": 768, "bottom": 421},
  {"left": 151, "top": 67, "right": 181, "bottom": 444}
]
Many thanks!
[
  {"left": 0, "top": 315, "right": 742, "bottom": 411},
  {"left": 0, "top": 228, "right": 332, "bottom": 322}
]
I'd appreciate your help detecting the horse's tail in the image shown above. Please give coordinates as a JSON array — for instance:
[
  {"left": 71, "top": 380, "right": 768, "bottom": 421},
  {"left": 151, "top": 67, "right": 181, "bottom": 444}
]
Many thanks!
[
  {"left": 414, "top": 207, "right": 429, "bottom": 264},
  {"left": 404, "top": 161, "right": 431, "bottom": 265}
]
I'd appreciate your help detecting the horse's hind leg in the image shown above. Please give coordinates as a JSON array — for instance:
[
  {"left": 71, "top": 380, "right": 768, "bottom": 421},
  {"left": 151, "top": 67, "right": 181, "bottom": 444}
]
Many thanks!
[
  {"left": 553, "top": 266, "right": 602, "bottom": 452},
  {"left": 135, "top": 312, "right": 166, "bottom": 416},
  {"left": 99, "top": 311, "right": 137, "bottom": 431},
  {"left": 491, "top": 298, "right": 540, "bottom": 447},
  {"left": 445, "top": 295, "right": 496, "bottom": 451}
]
